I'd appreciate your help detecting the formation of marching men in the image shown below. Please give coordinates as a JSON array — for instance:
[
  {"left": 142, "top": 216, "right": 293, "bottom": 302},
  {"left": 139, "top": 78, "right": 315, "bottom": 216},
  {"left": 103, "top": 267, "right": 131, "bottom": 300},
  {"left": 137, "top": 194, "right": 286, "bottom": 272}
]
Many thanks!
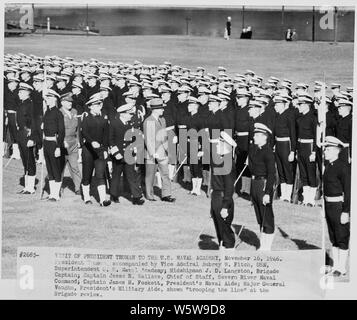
[{"left": 2, "top": 53, "right": 352, "bottom": 274}]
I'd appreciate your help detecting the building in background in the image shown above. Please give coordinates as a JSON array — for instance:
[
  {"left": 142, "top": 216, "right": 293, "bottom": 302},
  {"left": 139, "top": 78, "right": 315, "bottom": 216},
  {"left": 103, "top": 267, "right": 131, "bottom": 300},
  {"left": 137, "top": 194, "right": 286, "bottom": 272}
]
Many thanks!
[{"left": 4, "top": 4, "right": 355, "bottom": 42}]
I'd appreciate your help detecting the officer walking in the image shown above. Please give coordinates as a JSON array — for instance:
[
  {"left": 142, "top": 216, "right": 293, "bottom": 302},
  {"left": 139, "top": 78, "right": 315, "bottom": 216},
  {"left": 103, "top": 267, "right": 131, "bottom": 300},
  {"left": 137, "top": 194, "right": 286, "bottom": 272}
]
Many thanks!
[
  {"left": 210, "top": 131, "right": 237, "bottom": 249},
  {"left": 323, "top": 136, "right": 351, "bottom": 277},
  {"left": 81, "top": 95, "right": 111, "bottom": 207},
  {"left": 109, "top": 103, "right": 145, "bottom": 205},
  {"left": 248, "top": 123, "right": 276, "bottom": 251},
  {"left": 59, "top": 92, "right": 82, "bottom": 195},
  {"left": 143, "top": 98, "right": 176, "bottom": 202}
]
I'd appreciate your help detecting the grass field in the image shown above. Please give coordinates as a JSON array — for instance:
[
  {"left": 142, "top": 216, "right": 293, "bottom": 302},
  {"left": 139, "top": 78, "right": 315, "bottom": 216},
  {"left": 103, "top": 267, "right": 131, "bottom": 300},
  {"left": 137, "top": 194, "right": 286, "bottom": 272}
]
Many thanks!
[{"left": 2, "top": 35, "right": 354, "bottom": 279}]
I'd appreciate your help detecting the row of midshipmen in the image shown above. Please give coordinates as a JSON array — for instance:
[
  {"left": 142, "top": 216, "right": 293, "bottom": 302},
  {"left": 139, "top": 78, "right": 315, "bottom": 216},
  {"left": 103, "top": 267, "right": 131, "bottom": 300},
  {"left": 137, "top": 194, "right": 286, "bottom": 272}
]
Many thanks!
[{"left": 3, "top": 53, "right": 352, "bottom": 276}]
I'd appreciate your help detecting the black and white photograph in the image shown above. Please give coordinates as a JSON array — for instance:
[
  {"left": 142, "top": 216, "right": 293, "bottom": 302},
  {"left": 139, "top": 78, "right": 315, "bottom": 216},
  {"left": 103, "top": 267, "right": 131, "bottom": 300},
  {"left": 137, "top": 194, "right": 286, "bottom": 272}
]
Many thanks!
[{"left": 0, "top": 1, "right": 355, "bottom": 298}]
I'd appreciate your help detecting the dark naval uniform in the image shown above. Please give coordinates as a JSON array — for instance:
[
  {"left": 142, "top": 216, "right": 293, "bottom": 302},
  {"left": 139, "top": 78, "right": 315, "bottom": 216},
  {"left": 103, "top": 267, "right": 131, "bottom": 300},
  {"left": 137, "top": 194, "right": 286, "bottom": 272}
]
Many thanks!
[
  {"left": 109, "top": 116, "right": 144, "bottom": 202},
  {"left": 16, "top": 97, "right": 37, "bottom": 176},
  {"left": 336, "top": 113, "right": 352, "bottom": 163},
  {"left": 234, "top": 104, "right": 250, "bottom": 187},
  {"left": 248, "top": 143, "right": 276, "bottom": 234},
  {"left": 274, "top": 108, "right": 296, "bottom": 186},
  {"left": 324, "top": 158, "right": 351, "bottom": 250},
  {"left": 296, "top": 109, "right": 318, "bottom": 188},
  {"left": 43, "top": 106, "right": 65, "bottom": 183},
  {"left": 81, "top": 112, "right": 109, "bottom": 188},
  {"left": 4, "top": 86, "right": 19, "bottom": 144},
  {"left": 210, "top": 139, "right": 236, "bottom": 249}
]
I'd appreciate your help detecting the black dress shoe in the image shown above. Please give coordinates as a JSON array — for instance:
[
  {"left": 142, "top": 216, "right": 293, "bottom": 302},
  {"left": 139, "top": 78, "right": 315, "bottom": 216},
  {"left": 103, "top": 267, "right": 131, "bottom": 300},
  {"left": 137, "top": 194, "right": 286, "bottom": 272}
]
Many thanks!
[
  {"left": 17, "top": 189, "right": 26, "bottom": 194},
  {"left": 110, "top": 196, "right": 120, "bottom": 203},
  {"left": 161, "top": 196, "right": 176, "bottom": 203},
  {"left": 85, "top": 200, "right": 93, "bottom": 205},
  {"left": 332, "top": 270, "right": 342, "bottom": 277},
  {"left": 48, "top": 197, "right": 58, "bottom": 202},
  {"left": 75, "top": 190, "right": 81, "bottom": 196},
  {"left": 133, "top": 198, "right": 145, "bottom": 205},
  {"left": 23, "top": 190, "right": 35, "bottom": 195},
  {"left": 100, "top": 200, "right": 111, "bottom": 207}
]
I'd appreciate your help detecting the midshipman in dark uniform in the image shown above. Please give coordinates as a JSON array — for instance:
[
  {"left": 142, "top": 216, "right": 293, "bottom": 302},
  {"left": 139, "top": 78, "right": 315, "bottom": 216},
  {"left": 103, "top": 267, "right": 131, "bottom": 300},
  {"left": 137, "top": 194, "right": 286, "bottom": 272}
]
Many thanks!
[
  {"left": 323, "top": 136, "right": 351, "bottom": 277},
  {"left": 42, "top": 89, "right": 65, "bottom": 201},
  {"left": 248, "top": 123, "right": 276, "bottom": 251},
  {"left": 210, "top": 131, "right": 237, "bottom": 249},
  {"left": 16, "top": 83, "right": 37, "bottom": 194},
  {"left": 81, "top": 94, "right": 111, "bottom": 207},
  {"left": 273, "top": 94, "right": 296, "bottom": 202},
  {"left": 335, "top": 99, "right": 353, "bottom": 164},
  {"left": 296, "top": 95, "right": 318, "bottom": 206}
]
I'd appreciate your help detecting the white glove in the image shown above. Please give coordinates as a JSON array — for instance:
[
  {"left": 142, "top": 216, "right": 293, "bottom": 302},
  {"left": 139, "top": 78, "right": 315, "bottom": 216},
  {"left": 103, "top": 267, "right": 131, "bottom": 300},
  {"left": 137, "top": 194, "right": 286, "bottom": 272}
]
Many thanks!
[
  {"left": 288, "top": 151, "right": 295, "bottom": 162},
  {"left": 27, "top": 140, "right": 34, "bottom": 147},
  {"left": 115, "top": 153, "right": 123, "bottom": 160},
  {"left": 173, "top": 136, "right": 178, "bottom": 144},
  {"left": 220, "top": 208, "right": 229, "bottom": 219},
  {"left": 341, "top": 212, "right": 350, "bottom": 224},
  {"left": 309, "top": 152, "right": 316, "bottom": 162},
  {"left": 54, "top": 147, "right": 61, "bottom": 158},
  {"left": 197, "top": 151, "right": 204, "bottom": 158},
  {"left": 91, "top": 141, "right": 100, "bottom": 149},
  {"left": 262, "top": 194, "right": 270, "bottom": 206}
]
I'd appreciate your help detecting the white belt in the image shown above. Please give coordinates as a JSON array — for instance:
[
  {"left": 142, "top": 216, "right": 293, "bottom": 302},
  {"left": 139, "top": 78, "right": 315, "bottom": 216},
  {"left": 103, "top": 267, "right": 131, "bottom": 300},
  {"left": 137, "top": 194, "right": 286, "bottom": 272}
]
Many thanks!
[
  {"left": 44, "top": 136, "right": 57, "bottom": 141},
  {"left": 237, "top": 132, "right": 249, "bottom": 136},
  {"left": 178, "top": 125, "right": 186, "bottom": 129},
  {"left": 325, "top": 196, "right": 343, "bottom": 202},
  {"left": 6, "top": 110, "right": 16, "bottom": 114},
  {"left": 298, "top": 138, "right": 313, "bottom": 143},
  {"left": 276, "top": 137, "right": 290, "bottom": 142}
]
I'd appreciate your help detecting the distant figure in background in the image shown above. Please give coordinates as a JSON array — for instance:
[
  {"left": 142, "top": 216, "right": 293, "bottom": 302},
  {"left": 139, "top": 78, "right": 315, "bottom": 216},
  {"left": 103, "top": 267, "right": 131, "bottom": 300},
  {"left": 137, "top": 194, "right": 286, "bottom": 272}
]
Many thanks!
[
  {"left": 246, "top": 26, "right": 252, "bottom": 39},
  {"left": 292, "top": 29, "right": 298, "bottom": 41},
  {"left": 286, "top": 28, "right": 293, "bottom": 41},
  {"left": 224, "top": 16, "right": 232, "bottom": 40},
  {"left": 240, "top": 26, "right": 252, "bottom": 39}
]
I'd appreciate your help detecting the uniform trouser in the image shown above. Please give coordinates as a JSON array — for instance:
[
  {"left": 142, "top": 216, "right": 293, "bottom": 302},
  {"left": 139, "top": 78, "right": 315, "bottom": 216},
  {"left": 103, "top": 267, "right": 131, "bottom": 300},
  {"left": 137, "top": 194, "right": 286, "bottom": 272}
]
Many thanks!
[
  {"left": 190, "top": 161, "right": 203, "bottom": 178},
  {"left": 251, "top": 179, "right": 275, "bottom": 234},
  {"left": 7, "top": 114, "right": 18, "bottom": 143},
  {"left": 110, "top": 158, "right": 142, "bottom": 198},
  {"left": 17, "top": 130, "right": 36, "bottom": 176},
  {"left": 275, "top": 141, "right": 294, "bottom": 184},
  {"left": 81, "top": 145, "right": 106, "bottom": 186},
  {"left": 316, "top": 146, "right": 322, "bottom": 178},
  {"left": 325, "top": 201, "right": 350, "bottom": 250},
  {"left": 210, "top": 190, "right": 235, "bottom": 248},
  {"left": 297, "top": 143, "right": 317, "bottom": 187},
  {"left": 61, "top": 149, "right": 82, "bottom": 192},
  {"left": 145, "top": 158, "right": 171, "bottom": 198},
  {"left": 43, "top": 140, "right": 63, "bottom": 182}
]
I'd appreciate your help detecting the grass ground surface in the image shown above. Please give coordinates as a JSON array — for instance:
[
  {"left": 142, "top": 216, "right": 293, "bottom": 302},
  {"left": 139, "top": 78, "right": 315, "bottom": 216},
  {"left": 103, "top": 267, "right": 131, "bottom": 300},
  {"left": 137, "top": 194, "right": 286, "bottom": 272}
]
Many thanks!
[{"left": 2, "top": 35, "right": 353, "bottom": 279}]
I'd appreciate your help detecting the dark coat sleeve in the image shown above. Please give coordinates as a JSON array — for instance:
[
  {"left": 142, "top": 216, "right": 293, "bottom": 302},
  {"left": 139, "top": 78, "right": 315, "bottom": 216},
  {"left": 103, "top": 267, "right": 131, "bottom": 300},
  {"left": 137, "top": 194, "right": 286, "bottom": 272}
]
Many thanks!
[
  {"left": 341, "top": 164, "right": 351, "bottom": 213},
  {"left": 264, "top": 149, "right": 276, "bottom": 195}
]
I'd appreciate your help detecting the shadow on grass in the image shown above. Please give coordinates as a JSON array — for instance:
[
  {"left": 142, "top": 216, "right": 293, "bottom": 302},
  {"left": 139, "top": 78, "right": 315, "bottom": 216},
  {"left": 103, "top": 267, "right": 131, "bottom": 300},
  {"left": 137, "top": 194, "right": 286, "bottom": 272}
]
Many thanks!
[
  {"left": 198, "top": 234, "right": 219, "bottom": 250},
  {"left": 278, "top": 226, "right": 320, "bottom": 250},
  {"left": 232, "top": 224, "right": 260, "bottom": 249},
  {"left": 61, "top": 176, "right": 75, "bottom": 193}
]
